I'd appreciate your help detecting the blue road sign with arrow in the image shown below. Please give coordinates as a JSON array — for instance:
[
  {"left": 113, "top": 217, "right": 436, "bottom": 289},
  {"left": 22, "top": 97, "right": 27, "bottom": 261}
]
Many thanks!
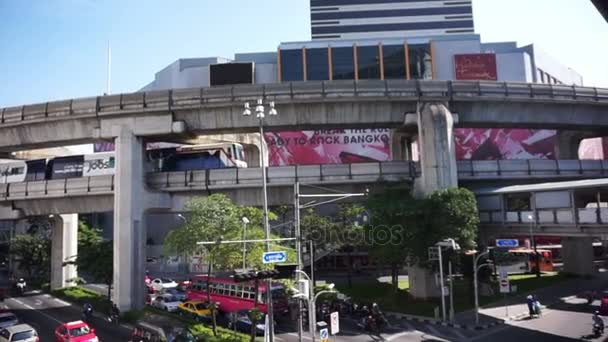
[
  {"left": 262, "top": 251, "right": 287, "bottom": 264},
  {"left": 496, "top": 239, "right": 519, "bottom": 248}
]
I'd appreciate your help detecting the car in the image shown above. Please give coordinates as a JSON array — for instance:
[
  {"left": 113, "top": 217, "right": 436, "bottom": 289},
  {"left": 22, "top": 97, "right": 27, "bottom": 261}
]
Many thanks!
[
  {"left": 151, "top": 294, "right": 182, "bottom": 312},
  {"left": 129, "top": 322, "right": 195, "bottom": 342},
  {"left": 0, "top": 313, "right": 18, "bottom": 330},
  {"left": 177, "top": 300, "right": 212, "bottom": 322},
  {"left": 600, "top": 296, "right": 608, "bottom": 315},
  {"left": 162, "top": 288, "right": 187, "bottom": 301},
  {"left": 0, "top": 324, "right": 38, "bottom": 342},
  {"left": 54, "top": 321, "right": 98, "bottom": 342},
  {"left": 224, "top": 310, "right": 265, "bottom": 336},
  {"left": 150, "top": 278, "right": 178, "bottom": 292}
]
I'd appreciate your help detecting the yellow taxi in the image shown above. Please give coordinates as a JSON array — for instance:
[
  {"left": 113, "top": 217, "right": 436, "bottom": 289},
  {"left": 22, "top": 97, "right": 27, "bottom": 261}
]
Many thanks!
[{"left": 177, "top": 300, "right": 212, "bottom": 322}]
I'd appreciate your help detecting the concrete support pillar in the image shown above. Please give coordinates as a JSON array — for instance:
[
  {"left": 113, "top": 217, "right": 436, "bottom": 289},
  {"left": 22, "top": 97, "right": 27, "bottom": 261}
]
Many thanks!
[
  {"left": 410, "top": 102, "right": 458, "bottom": 299},
  {"left": 50, "top": 214, "right": 78, "bottom": 290},
  {"left": 391, "top": 131, "right": 414, "bottom": 161},
  {"left": 562, "top": 237, "right": 596, "bottom": 276},
  {"left": 414, "top": 102, "right": 458, "bottom": 196},
  {"left": 242, "top": 133, "right": 268, "bottom": 168},
  {"left": 555, "top": 131, "right": 594, "bottom": 159},
  {"left": 113, "top": 127, "right": 147, "bottom": 311}
]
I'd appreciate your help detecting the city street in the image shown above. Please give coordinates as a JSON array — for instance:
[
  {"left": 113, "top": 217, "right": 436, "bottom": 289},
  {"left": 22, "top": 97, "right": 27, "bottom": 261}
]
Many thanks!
[{"left": 1, "top": 290, "right": 131, "bottom": 342}]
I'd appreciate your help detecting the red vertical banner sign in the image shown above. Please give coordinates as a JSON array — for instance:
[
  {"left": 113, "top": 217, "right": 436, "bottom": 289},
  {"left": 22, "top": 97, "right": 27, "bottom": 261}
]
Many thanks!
[{"left": 454, "top": 54, "right": 498, "bottom": 81}]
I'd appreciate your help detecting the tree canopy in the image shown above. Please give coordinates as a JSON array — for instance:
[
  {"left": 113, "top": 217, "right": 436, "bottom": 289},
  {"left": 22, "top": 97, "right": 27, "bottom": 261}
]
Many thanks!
[
  {"left": 365, "top": 185, "right": 479, "bottom": 280},
  {"left": 164, "top": 194, "right": 295, "bottom": 271},
  {"left": 10, "top": 234, "right": 51, "bottom": 280}
]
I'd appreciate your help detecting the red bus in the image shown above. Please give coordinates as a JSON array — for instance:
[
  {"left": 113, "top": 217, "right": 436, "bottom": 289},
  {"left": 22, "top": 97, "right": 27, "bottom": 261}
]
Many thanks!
[{"left": 186, "top": 275, "right": 289, "bottom": 314}]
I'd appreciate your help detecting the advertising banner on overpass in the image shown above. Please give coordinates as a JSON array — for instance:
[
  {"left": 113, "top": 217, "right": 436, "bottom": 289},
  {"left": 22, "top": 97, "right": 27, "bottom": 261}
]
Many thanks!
[
  {"left": 264, "top": 129, "right": 391, "bottom": 166},
  {"left": 454, "top": 128, "right": 557, "bottom": 160}
]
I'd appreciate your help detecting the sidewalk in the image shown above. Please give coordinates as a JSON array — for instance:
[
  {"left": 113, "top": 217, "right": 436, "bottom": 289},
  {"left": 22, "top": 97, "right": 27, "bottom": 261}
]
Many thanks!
[{"left": 456, "top": 272, "right": 608, "bottom": 327}]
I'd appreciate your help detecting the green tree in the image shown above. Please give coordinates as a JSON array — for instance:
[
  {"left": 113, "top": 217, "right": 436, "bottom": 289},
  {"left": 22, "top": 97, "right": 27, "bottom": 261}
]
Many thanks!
[
  {"left": 10, "top": 234, "right": 51, "bottom": 281},
  {"left": 336, "top": 203, "right": 365, "bottom": 288},
  {"left": 164, "top": 194, "right": 296, "bottom": 336},
  {"left": 70, "top": 222, "right": 113, "bottom": 300},
  {"left": 366, "top": 185, "right": 418, "bottom": 289},
  {"left": 365, "top": 186, "right": 479, "bottom": 289}
]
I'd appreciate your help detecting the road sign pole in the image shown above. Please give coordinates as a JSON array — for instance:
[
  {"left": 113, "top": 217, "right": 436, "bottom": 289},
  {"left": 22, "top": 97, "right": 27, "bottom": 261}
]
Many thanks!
[{"left": 438, "top": 246, "right": 446, "bottom": 322}]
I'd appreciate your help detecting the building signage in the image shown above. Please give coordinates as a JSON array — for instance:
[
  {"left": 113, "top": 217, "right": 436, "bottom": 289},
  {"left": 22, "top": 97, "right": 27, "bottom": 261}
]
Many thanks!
[
  {"left": 454, "top": 54, "right": 498, "bottom": 81},
  {"left": 498, "top": 267, "right": 510, "bottom": 293},
  {"left": 330, "top": 311, "right": 340, "bottom": 334},
  {"left": 262, "top": 251, "right": 287, "bottom": 264},
  {"left": 496, "top": 239, "right": 519, "bottom": 248}
]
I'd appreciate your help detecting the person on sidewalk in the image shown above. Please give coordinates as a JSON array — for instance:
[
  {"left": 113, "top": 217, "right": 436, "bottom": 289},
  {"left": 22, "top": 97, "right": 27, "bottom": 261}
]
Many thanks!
[{"left": 527, "top": 295, "right": 535, "bottom": 318}]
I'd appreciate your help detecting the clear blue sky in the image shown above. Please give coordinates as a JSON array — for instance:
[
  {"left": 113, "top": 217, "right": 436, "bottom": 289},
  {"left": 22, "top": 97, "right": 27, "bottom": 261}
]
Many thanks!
[{"left": 0, "top": 0, "right": 606, "bottom": 107}]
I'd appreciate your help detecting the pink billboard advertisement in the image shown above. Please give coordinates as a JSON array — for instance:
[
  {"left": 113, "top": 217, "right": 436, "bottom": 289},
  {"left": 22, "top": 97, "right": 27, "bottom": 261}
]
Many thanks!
[
  {"left": 454, "top": 129, "right": 557, "bottom": 160},
  {"left": 264, "top": 129, "right": 391, "bottom": 166}
]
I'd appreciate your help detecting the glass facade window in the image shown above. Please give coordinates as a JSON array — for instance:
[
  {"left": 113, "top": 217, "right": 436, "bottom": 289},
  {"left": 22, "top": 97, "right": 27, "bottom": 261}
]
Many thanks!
[
  {"left": 408, "top": 44, "right": 432, "bottom": 80},
  {"left": 280, "top": 49, "right": 304, "bottom": 82},
  {"left": 357, "top": 45, "right": 380, "bottom": 79},
  {"left": 306, "top": 48, "right": 329, "bottom": 81},
  {"left": 383, "top": 45, "right": 406, "bottom": 79},
  {"left": 331, "top": 47, "right": 355, "bottom": 80}
]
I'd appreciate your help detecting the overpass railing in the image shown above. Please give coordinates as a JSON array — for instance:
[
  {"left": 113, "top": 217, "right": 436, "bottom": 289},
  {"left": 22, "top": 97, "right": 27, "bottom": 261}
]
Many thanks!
[
  {"left": 2, "top": 159, "right": 608, "bottom": 201},
  {"left": 457, "top": 159, "right": 608, "bottom": 180},
  {"left": 0, "top": 175, "right": 114, "bottom": 200},
  {"left": 146, "top": 161, "right": 416, "bottom": 191},
  {"left": 480, "top": 208, "right": 608, "bottom": 226},
  {"left": 2, "top": 80, "right": 607, "bottom": 125}
]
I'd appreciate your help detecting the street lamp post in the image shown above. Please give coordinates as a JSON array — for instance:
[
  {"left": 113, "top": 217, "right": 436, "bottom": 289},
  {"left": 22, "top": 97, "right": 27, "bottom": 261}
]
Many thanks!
[
  {"left": 473, "top": 250, "right": 491, "bottom": 326},
  {"left": 311, "top": 284, "right": 336, "bottom": 341},
  {"left": 241, "top": 217, "right": 250, "bottom": 270},
  {"left": 527, "top": 214, "right": 541, "bottom": 278},
  {"left": 243, "top": 99, "right": 278, "bottom": 341},
  {"left": 435, "top": 239, "right": 461, "bottom": 323}
]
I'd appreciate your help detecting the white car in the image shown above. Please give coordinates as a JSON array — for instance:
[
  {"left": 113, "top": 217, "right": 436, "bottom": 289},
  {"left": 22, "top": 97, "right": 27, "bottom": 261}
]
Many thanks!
[
  {"left": 151, "top": 294, "right": 182, "bottom": 312},
  {"left": 0, "top": 313, "right": 18, "bottom": 330},
  {"left": 0, "top": 324, "right": 38, "bottom": 342},
  {"left": 150, "top": 278, "right": 178, "bottom": 292}
]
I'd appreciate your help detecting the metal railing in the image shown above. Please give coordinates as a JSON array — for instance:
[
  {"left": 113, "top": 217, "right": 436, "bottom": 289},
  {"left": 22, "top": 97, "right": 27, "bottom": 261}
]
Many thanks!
[
  {"left": 2, "top": 80, "right": 607, "bottom": 125},
  {"left": 457, "top": 159, "right": 608, "bottom": 179},
  {"left": 146, "top": 161, "right": 415, "bottom": 191},
  {"left": 480, "top": 208, "right": 608, "bottom": 226},
  {"left": 2, "top": 159, "right": 608, "bottom": 202}
]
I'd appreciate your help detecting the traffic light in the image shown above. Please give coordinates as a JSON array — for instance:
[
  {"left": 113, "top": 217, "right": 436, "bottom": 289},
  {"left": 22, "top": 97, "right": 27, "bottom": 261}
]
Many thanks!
[
  {"left": 233, "top": 269, "right": 281, "bottom": 282},
  {"left": 275, "top": 264, "right": 297, "bottom": 279},
  {"left": 233, "top": 271, "right": 257, "bottom": 283}
]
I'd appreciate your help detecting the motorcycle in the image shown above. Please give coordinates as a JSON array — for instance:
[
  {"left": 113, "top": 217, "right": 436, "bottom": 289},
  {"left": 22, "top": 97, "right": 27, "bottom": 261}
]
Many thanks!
[
  {"left": 15, "top": 280, "right": 26, "bottom": 296},
  {"left": 108, "top": 313, "right": 119, "bottom": 324},
  {"left": 593, "top": 323, "right": 604, "bottom": 337},
  {"left": 82, "top": 307, "right": 93, "bottom": 323}
]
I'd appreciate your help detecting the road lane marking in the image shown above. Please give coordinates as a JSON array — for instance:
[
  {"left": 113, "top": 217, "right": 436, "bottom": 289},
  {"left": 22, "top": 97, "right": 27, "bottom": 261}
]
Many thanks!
[
  {"left": 53, "top": 298, "right": 71, "bottom": 306},
  {"left": 451, "top": 328, "right": 466, "bottom": 339},
  {"left": 7, "top": 298, "right": 63, "bottom": 324}
]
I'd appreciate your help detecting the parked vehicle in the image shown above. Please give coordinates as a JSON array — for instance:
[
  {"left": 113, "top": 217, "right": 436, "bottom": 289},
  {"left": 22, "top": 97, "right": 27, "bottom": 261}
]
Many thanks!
[
  {"left": 151, "top": 294, "right": 182, "bottom": 312},
  {"left": 54, "top": 321, "right": 98, "bottom": 342},
  {"left": 0, "top": 324, "right": 38, "bottom": 342},
  {"left": 0, "top": 313, "right": 18, "bottom": 330}
]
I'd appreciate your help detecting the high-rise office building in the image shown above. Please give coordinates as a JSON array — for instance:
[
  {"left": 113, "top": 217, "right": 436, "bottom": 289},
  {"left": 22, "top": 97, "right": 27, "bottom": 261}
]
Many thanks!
[{"left": 310, "top": 0, "right": 475, "bottom": 40}]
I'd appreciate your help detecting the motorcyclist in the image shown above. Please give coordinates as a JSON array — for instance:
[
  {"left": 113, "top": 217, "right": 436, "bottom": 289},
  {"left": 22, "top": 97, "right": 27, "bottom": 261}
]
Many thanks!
[
  {"left": 593, "top": 311, "right": 604, "bottom": 334},
  {"left": 16, "top": 278, "right": 26, "bottom": 295},
  {"left": 371, "top": 302, "right": 387, "bottom": 327},
  {"left": 110, "top": 303, "right": 120, "bottom": 322},
  {"left": 82, "top": 302, "right": 93, "bottom": 321}
]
